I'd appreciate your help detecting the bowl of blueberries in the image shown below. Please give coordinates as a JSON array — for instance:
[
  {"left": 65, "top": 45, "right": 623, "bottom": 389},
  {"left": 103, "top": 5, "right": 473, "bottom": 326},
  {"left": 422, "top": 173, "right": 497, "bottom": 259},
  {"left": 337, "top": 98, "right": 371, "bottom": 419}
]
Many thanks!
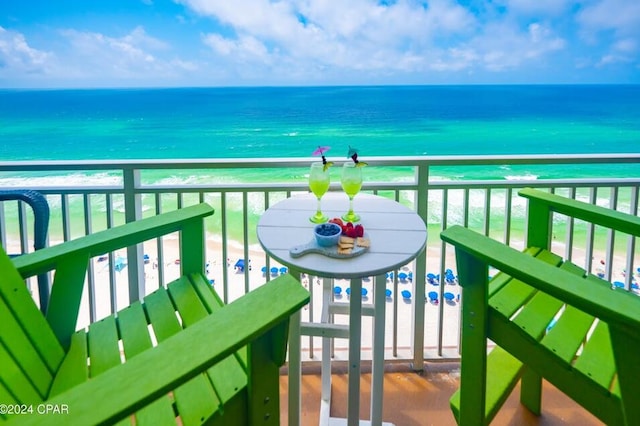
[{"left": 314, "top": 223, "right": 342, "bottom": 247}]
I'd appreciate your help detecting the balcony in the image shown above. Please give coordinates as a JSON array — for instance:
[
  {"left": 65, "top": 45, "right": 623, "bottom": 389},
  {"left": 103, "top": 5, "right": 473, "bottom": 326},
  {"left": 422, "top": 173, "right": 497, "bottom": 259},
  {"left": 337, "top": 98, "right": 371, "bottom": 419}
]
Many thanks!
[
  {"left": 1, "top": 154, "right": 638, "bottom": 425},
  {"left": 283, "top": 364, "right": 603, "bottom": 425}
]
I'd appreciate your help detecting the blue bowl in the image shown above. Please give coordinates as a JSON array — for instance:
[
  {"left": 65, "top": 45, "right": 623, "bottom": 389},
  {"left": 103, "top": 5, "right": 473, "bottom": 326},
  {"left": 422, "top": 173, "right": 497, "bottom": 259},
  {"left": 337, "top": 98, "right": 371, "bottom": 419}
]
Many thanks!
[{"left": 314, "top": 223, "right": 342, "bottom": 247}]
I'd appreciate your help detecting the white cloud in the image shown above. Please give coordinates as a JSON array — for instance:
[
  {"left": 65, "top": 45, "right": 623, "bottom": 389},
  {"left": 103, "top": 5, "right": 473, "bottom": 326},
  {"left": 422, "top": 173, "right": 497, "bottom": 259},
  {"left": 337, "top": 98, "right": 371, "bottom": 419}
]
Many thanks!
[
  {"left": 500, "top": 0, "right": 575, "bottom": 16},
  {"left": 577, "top": 0, "right": 640, "bottom": 69},
  {"left": 61, "top": 26, "right": 167, "bottom": 66},
  {"left": 57, "top": 26, "right": 187, "bottom": 81},
  {"left": 3, "top": 0, "right": 635, "bottom": 86},
  {"left": 578, "top": 0, "right": 640, "bottom": 37},
  {"left": 432, "top": 21, "right": 565, "bottom": 73},
  {"left": 0, "top": 26, "right": 52, "bottom": 75},
  {"left": 186, "top": 0, "right": 479, "bottom": 78},
  {"left": 613, "top": 38, "right": 637, "bottom": 54}
]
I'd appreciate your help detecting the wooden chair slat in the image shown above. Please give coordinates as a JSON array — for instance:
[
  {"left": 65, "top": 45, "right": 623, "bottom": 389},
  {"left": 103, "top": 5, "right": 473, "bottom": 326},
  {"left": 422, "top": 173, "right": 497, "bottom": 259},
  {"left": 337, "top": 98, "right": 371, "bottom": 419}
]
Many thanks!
[
  {"left": 0, "top": 344, "right": 41, "bottom": 404},
  {"left": 191, "top": 273, "right": 250, "bottom": 368},
  {"left": 0, "top": 382, "right": 18, "bottom": 421},
  {"left": 167, "top": 276, "right": 209, "bottom": 326},
  {"left": 450, "top": 345, "right": 523, "bottom": 423},
  {"left": 169, "top": 274, "right": 249, "bottom": 417},
  {"left": 173, "top": 376, "right": 221, "bottom": 425},
  {"left": 188, "top": 272, "right": 224, "bottom": 313},
  {"left": 489, "top": 278, "right": 537, "bottom": 317},
  {"left": 0, "top": 297, "right": 51, "bottom": 397},
  {"left": 512, "top": 290, "right": 563, "bottom": 340},
  {"left": 142, "top": 284, "right": 223, "bottom": 424},
  {"left": 142, "top": 288, "right": 183, "bottom": 341},
  {"left": 88, "top": 316, "right": 122, "bottom": 377},
  {"left": 134, "top": 399, "right": 178, "bottom": 426},
  {"left": 116, "top": 302, "right": 176, "bottom": 425},
  {"left": 574, "top": 321, "right": 616, "bottom": 390},
  {"left": 541, "top": 305, "right": 596, "bottom": 362},
  {"left": 0, "top": 249, "right": 64, "bottom": 372},
  {"left": 188, "top": 274, "right": 249, "bottom": 401},
  {"left": 117, "top": 301, "right": 153, "bottom": 359},
  {"left": 152, "top": 278, "right": 224, "bottom": 424}
]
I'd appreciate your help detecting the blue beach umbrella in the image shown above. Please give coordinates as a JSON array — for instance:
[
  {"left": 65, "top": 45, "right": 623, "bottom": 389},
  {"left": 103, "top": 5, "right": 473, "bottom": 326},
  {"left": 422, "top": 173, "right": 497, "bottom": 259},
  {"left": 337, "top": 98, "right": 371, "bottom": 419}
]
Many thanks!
[
  {"left": 427, "top": 273, "right": 438, "bottom": 285},
  {"left": 114, "top": 256, "right": 127, "bottom": 272}
]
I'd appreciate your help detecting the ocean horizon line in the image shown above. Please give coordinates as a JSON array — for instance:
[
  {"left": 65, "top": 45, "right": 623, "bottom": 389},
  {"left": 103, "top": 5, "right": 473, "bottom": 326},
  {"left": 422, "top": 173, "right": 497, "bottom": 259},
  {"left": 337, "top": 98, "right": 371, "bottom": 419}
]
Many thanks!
[{"left": 2, "top": 82, "right": 640, "bottom": 91}]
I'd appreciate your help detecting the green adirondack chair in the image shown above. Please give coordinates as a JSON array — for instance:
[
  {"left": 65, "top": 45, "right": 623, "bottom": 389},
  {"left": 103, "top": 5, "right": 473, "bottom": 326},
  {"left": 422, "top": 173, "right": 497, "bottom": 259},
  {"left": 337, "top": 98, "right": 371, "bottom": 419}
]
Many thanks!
[
  {"left": 1, "top": 203, "right": 310, "bottom": 425},
  {"left": 441, "top": 188, "right": 640, "bottom": 425}
]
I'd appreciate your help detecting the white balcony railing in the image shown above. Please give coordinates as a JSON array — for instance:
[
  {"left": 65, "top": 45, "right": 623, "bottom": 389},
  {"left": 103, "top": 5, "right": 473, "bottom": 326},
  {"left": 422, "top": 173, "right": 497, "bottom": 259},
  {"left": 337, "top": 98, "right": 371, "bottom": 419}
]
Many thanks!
[{"left": 2, "top": 154, "right": 640, "bottom": 367}]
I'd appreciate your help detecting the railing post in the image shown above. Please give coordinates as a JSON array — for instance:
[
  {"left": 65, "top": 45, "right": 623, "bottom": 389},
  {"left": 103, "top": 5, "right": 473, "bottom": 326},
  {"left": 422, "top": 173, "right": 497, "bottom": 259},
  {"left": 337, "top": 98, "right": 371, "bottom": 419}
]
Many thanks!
[
  {"left": 625, "top": 187, "right": 639, "bottom": 288},
  {"left": 123, "top": 168, "right": 145, "bottom": 303},
  {"left": 412, "top": 164, "right": 429, "bottom": 370}
]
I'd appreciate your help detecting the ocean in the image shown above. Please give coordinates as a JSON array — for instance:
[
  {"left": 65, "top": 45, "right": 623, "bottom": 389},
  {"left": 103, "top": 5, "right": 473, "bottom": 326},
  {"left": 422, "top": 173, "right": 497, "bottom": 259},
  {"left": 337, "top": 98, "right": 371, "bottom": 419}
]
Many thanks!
[
  {"left": 1, "top": 85, "right": 639, "bottom": 246},
  {"left": 2, "top": 85, "right": 639, "bottom": 160}
]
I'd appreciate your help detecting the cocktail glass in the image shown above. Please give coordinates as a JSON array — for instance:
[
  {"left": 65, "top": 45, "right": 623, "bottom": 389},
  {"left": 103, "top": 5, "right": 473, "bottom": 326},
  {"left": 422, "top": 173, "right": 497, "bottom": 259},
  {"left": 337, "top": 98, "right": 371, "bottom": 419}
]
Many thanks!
[
  {"left": 341, "top": 162, "right": 362, "bottom": 222},
  {"left": 309, "top": 162, "right": 330, "bottom": 223}
]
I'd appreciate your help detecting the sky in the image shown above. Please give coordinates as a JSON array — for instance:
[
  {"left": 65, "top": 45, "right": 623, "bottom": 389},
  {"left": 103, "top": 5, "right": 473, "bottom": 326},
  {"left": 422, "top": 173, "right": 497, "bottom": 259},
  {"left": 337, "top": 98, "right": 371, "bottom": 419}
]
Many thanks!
[{"left": 1, "top": 0, "right": 639, "bottom": 88}]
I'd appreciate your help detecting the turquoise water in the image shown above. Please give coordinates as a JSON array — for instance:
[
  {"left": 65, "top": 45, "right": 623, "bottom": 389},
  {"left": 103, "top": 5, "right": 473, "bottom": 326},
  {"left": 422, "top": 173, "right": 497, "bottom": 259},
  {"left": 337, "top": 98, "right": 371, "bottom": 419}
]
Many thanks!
[
  {"left": 1, "top": 85, "right": 639, "bottom": 244},
  {"left": 2, "top": 85, "right": 639, "bottom": 161},
  {"left": 2, "top": 85, "right": 639, "bottom": 184}
]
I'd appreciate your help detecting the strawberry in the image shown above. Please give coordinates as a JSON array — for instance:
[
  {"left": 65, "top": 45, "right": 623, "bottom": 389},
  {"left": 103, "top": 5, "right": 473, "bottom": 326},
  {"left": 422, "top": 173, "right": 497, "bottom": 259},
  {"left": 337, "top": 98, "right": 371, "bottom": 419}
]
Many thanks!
[
  {"left": 345, "top": 227, "right": 358, "bottom": 238},
  {"left": 329, "top": 217, "right": 344, "bottom": 226},
  {"left": 355, "top": 224, "right": 364, "bottom": 237}
]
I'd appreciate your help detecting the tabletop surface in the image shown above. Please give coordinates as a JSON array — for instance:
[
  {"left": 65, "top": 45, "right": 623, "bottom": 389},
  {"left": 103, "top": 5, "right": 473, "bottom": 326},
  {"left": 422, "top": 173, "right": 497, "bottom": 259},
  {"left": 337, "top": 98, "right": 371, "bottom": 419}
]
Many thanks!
[{"left": 257, "top": 192, "right": 427, "bottom": 279}]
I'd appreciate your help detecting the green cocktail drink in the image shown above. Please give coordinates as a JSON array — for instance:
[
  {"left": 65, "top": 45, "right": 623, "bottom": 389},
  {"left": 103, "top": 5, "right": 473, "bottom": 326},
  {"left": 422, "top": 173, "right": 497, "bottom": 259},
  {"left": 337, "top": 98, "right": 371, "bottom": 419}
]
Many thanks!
[
  {"left": 309, "top": 162, "right": 330, "bottom": 223},
  {"left": 341, "top": 162, "right": 362, "bottom": 222},
  {"left": 310, "top": 179, "right": 330, "bottom": 198},
  {"left": 341, "top": 180, "right": 361, "bottom": 198}
]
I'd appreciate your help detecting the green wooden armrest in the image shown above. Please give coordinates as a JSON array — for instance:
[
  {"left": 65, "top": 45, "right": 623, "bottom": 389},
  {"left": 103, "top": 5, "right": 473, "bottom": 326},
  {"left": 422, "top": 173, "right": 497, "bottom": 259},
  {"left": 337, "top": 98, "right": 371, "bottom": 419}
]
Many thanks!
[
  {"left": 519, "top": 187, "right": 640, "bottom": 250},
  {"left": 12, "top": 203, "right": 215, "bottom": 278},
  {"left": 7, "top": 274, "right": 310, "bottom": 426},
  {"left": 440, "top": 225, "right": 640, "bottom": 332}
]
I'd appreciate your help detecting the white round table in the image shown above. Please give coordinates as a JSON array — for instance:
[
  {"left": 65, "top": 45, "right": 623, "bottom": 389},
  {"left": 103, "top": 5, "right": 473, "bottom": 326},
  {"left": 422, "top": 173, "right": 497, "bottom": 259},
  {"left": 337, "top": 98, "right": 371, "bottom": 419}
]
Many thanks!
[{"left": 257, "top": 192, "right": 427, "bottom": 426}]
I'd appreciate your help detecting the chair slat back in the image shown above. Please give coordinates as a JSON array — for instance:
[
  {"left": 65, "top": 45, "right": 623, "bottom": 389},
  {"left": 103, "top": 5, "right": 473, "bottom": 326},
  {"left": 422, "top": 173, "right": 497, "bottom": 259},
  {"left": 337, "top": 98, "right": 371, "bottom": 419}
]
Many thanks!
[{"left": 0, "top": 246, "right": 65, "bottom": 402}]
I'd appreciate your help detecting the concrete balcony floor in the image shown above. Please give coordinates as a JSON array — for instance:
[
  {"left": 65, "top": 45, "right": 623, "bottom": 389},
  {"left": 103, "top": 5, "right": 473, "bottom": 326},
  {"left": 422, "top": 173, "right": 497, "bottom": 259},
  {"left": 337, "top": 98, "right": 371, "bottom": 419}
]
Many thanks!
[{"left": 280, "top": 362, "right": 603, "bottom": 425}]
